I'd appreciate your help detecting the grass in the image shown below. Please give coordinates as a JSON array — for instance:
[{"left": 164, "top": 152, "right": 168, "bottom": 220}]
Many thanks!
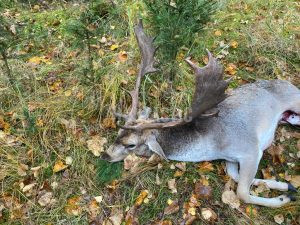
[{"left": 0, "top": 0, "right": 299, "bottom": 224}]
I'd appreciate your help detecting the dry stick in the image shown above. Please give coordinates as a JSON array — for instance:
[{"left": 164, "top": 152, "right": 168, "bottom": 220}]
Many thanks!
[{"left": 1, "top": 50, "right": 15, "bottom": 88}]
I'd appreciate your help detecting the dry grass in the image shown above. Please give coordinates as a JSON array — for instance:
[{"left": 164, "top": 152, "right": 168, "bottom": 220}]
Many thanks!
[{"left": 0, "top": 0, "right": 299, "bottom": 224}]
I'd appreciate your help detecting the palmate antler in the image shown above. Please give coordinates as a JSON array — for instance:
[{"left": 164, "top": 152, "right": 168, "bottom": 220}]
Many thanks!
[
  {"left": 116, "top": 19, "right": 158, "bottom": 124},
  {"left": 121, "top": 49, "right": 231, "bottom": 130}
]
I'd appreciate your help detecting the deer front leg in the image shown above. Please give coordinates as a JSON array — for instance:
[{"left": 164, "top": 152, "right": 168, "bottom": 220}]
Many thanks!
[
  {"left": 226, "top": 161, "right": 297, "bottom": 192},
  {"left": 236, "top": 157, "right": 292, "bottom": 208}
]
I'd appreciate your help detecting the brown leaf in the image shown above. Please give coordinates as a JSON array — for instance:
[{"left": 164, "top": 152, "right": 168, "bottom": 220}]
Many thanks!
[
  {"left": 290, "top": 175, "right": 300, "bottom": 188},
  {"left": 194, "top": 182, "right": 212, "bottom": 199},
  {"left": 168, "top": 179, "right": 177, "bottom": 193},
  {"left": 102, "top": 117, "right": 116, "bottom": 129},
  {"left": 164, "top": 201, "right": 179, "bottom": 215},
  {"left": 88, "top": 199, "right": 101, "bottom": 220},
  {"left": 225, "top": 63, "right": 237, "bottom": 75},
  {"left": 124, "top": 154, "right": 146, "bottom": 173},
  {"left": 261, "top": 166, "right": 275, "bottom": 180},
  {"left": 267, "top": 145, "right": 284, "bottom": 164},
  {"left": 198, "top": 162, "right": 214, "bottom": 173},
  {"left": 118, "top": 51, "right": 128, "bottom": 62}
]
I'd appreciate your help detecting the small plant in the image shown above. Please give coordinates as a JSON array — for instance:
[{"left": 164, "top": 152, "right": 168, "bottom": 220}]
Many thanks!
[
  {"left": 143, "top": 0, "right": 217, "bottom": 80},
  {"left": 0, "top": 13, "right": 16, "bottom": 87},
  {"left": 65, "top": 0, "right": 113, "bottom": 80}
]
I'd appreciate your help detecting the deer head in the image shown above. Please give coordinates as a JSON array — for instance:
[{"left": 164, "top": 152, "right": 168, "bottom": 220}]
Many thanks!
[{"left": 101, "top": 20, "right": 230, "bottom": 162}]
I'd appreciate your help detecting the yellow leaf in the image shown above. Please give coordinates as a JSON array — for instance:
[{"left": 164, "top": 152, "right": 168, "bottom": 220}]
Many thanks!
[
  {"left": 98, "top": 49, "right": 105, "bottom": 57},
  {"left": 110, "top": 44, "right": 119, "bottom": 51},
  {"left": 118, "top": 51, "right": 128, "bottom": 62},
  {"left": 36, "top": 118, "right": 44, "bottom": 127},
  {"left": 214, "top": 30, "right": 222, "bottom": 36},
  {"left": 174, "top": 170, "right": 184, "bottom": 177},
  {"left": 64, "top": 90, "right": 72, "bottom": 97},
  {"left": 245, "top": 206, "right": 257, "bottom": 217},
  {"left": 53, "top": 160, "right": 68, "bottom": 173},
  {"left": 135, "top": 190, "right": 148, "bottom": 206},
  {"left": 65, "top": 196, "right": 82, "bottom": 216},
  {"left": 28, "top": 56, "right": 42, "bottom": 65},
  {"left": 230, "top": 40, "right": 238, "bottom": 48},
  {"left": 225, "top": 63, "right": 237, "bottom": 75}
]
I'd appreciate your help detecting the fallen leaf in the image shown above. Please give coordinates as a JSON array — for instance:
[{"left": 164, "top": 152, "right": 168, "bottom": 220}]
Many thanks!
[
  {"left": 156, "top": 173, "right": 162, "bottom": 185},
  {"left": 22, "top": 183, "right": 36, "bottom": 192},
  {"left": 102, "top": 117, "right": 116, "bottom": 129},
  {"left": 261, "top": 166, "right": 275, "bottom": 180},
  {"left": 164, "top": 200, "right": 179, "bottom": 215},
  {"left": 198, "top": 162, "right": 214, "bottom": 173},
  {"left": 245, "top": 206, "right": 257, "bottom": 217},
  {"left": 65, "top": 196, "right": 82, "bottom": 216},
  {"left": 290, "top": 175, "right": 300, "bottom": 188},
  {"left": 124, "top": 154, "right": 146, "bottom": 173},
  {"left": 94, "top": 196, "right": 103, "bottom": 203},
  {"left": 267, "top": 145, "right": 284, "bottom": 164},
  {"left": 38, "top": 192, "right": 53, "bottom": 207},
  {"left": 175, "top": 162, "right": 186, "bottom": 171},
  {"left": 135, "top": 190, "right": 148, "bottom": 206},
  {"left": 88, "top": 199, "right": 101, "bottom": 220},
  {"left": 214, "top": 30, "right": 222, "bottom": 36},
  {"left": 274, "top": 214, "right": 284, "bottom": 224},
  {"left": 109, "top": 209, "right": 123, "bottom": 225},
  {"left": 63, "top": 157, "right": 72, "bottom": 166},
  {"left": 194, "top": 182, "right": 212, "bottom": 199},
  {"left": 221, "top": 190, "right": 240, "bottom": 209},
  {"left": 168, "top": 179, "right": 177, "bottom": 193},
  {"left": 64, "top": 90, "right": 72, "bottom": 97},
  {"left": 174, "top": 170, "right": 184, "bottom": 177},
  {"left": 17, "top": 163, "right": 28, "bottom": 176},
  {"left": 118, "top": 51, "right": 128, "bottom": 62},
  {"left": 53, "top": 160, "right": 68, "bottom": 173},
  {"left": 230, "top": 40, "right": 238, "bottom": 48},
  {"left": 225, "top": 63, "right": 237, "bottom": 75},
  {"left": 30, "top": 166, "right": 41, "bottom": 178},
  {"left": 110, "top": 44, "right": 119, "bottom": 51},
  {"left": 87, "top": 135, "right": 107, "bottom": 156},
  {"left": 201, "top": 208, "right": 217, "bottom": 221},
  {"left": 100, "top": 36, "right": 107, "bottom": 44}
]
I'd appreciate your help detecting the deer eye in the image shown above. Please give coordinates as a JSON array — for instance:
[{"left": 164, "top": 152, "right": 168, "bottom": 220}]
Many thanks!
[{"left": 126, "top": 144, "right": 136, "bottom": 150}]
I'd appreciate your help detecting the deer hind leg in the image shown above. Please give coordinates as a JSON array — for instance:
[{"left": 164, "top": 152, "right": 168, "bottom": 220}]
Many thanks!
[
  {"left": 226, "top": 161, "right": 297, "bottom": 192},
  {"left": 236, "top": 155, "right": 293, "bottom": 207}
]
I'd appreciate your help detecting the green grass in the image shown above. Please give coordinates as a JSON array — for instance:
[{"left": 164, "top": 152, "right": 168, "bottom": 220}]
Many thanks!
[{"left": 0, "top": 0, "right": 299, "bottom": 224}]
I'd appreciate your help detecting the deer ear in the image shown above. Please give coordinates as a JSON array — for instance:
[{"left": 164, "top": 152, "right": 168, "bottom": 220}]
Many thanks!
[{"left": 146, "top": 135, "right": 168, "bottom": 161}]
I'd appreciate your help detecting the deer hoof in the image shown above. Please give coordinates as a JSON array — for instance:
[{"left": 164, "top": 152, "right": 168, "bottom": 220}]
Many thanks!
[
  {"left": 288, "top": 183, "right": 297, "bottom": 192},
  {"left": 287, "top": 194, "right": 296, "bottom": 202}
]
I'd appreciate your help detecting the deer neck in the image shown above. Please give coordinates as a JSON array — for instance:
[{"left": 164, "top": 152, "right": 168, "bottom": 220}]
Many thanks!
[{"left": 154, "top": 120, "right": 221, "bottom": 162}]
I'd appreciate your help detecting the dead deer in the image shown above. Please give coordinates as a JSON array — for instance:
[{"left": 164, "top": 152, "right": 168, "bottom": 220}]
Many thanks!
[{"left": 101, "top": 20, "right": 300, "bottom": 207}]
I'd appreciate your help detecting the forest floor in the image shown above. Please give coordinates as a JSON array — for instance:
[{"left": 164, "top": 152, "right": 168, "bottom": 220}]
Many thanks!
[{"left": 0, "top": 0, "right": 299, "bottom": 224}]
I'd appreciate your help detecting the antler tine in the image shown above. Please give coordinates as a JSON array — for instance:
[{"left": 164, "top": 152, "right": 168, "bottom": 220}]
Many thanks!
[
  {"left": 126, "top": 19, "right": 158, "bottom": 123},
  {"left": 121, "top": 50, "right": 230, "bottom": 131}
]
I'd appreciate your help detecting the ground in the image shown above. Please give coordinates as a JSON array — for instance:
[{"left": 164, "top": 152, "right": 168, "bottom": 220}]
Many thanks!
[{"left": 0, "top": 0, "right": 299, "bottom": 224}]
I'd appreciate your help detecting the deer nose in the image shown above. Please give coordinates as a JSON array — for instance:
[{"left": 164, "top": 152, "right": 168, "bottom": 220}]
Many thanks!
[{"left": 100, "top": 152, "right": 111, "bottom": 161}]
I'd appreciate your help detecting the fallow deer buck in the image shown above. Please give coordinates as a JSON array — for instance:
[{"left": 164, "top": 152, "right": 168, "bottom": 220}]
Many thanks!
[{"left": 102, "top": 20, "right": 300, "bottom": 207}]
